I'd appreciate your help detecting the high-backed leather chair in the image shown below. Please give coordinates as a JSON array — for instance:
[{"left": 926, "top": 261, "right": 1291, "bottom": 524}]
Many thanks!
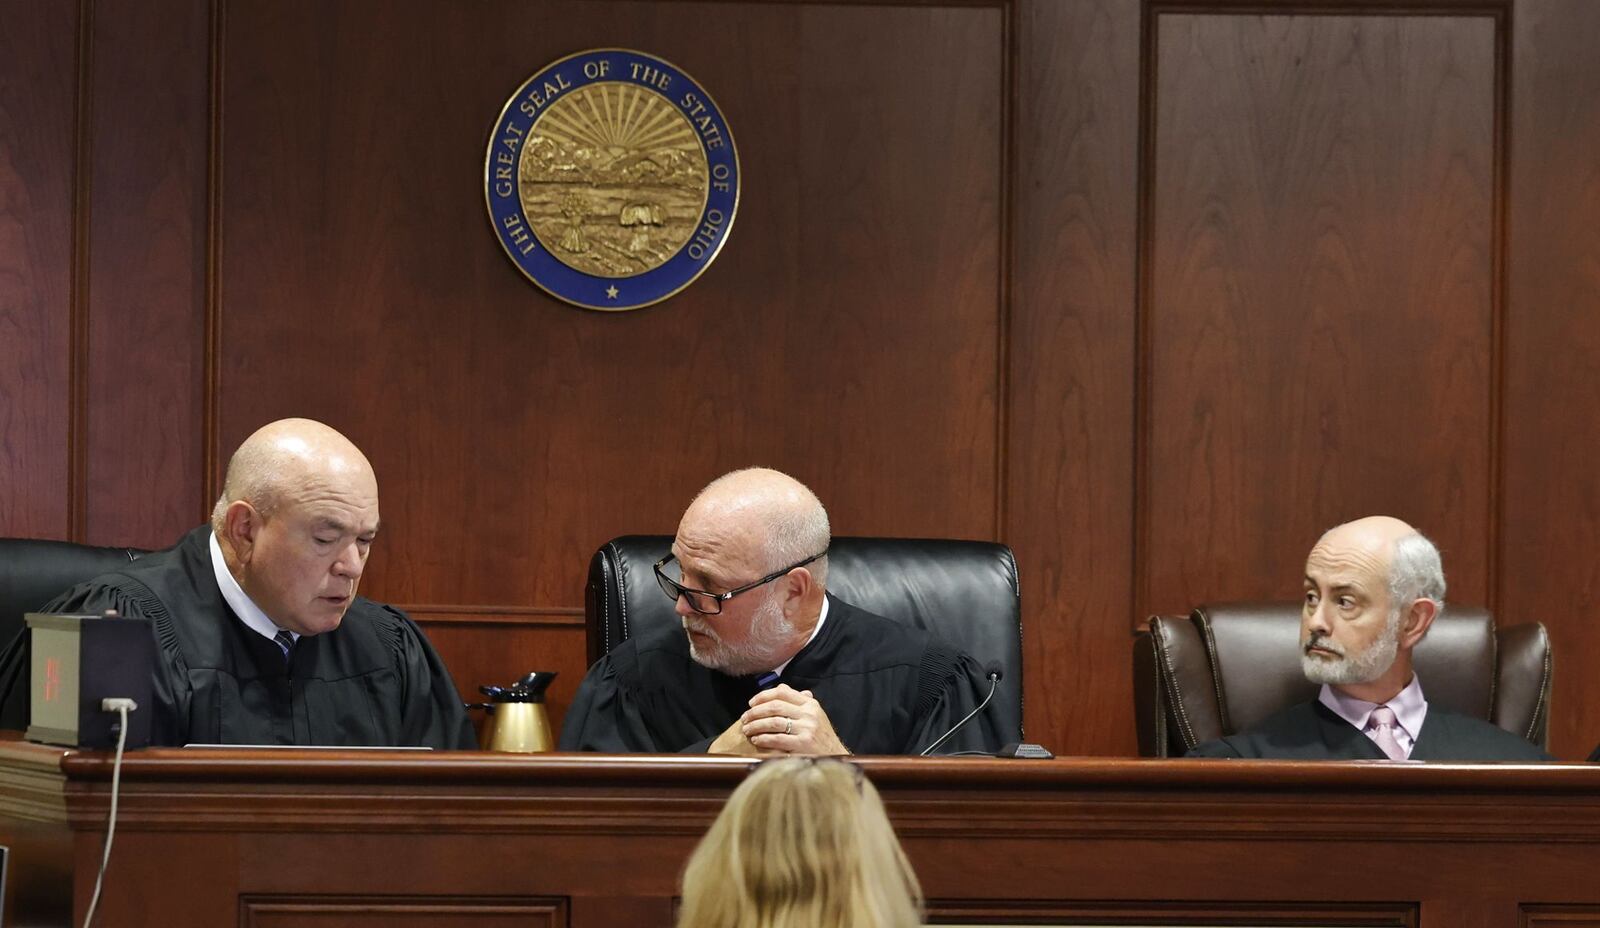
[
  {"left": 0, "top": 538, "right": 148, "bottom": 644},
  {"left": 585, "top": 535, "right": 1024, "bottom": 743},
  {"left": 1133, "top": 602, "right": 1552, "bottom": 757},
  {"left": 0, "top": 537, "right": 149, "bottom": 729}
]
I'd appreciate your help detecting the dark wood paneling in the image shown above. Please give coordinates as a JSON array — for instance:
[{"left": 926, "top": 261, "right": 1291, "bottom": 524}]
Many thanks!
[
  {"left": 82, "top": 0, "right": 210, "bottom": 549},
  {"left": 1502, "top": 0, "right": 1600, "bottom": 760},
  {"left": 212, "top": 0, "right": 1004, "bottom": 618},
  {"left": 241, "top": 896, "right": 566, "bottom": 928},
  {"left": 1141, "top": 10, "right": 1499, "bottom": 617},
  {"left": 417, "top": 620, "right": 588, "bottom": 743},
  {"left": 0, "top": 0, "right": 76, "bottom": 540},
  {"left": 78, "top": 832, "right": 241, "bottom": 928},
  {"left": 5, "top": 0, "right": 1600, "bottom": 760},
  {"left": 927, "top": 900, "right": 1415, "bottom": 925},
  {"left": 9, "top": 748, "right": 1600, "bottom": 927},
  {"left": 1009, "top": 0, "right": 1142, "bottom": 755},
  {"left": 1522, "top": 908, "right": 1600, "bottom": 928}
]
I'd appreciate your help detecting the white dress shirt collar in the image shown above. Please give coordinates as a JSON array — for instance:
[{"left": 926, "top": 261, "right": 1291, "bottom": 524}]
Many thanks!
[
  {"left": 772, "top": 595, "right": 829, "bottom": 678},
  {"left": 208, "top": 531, "right": 297, "bottom": 645}
]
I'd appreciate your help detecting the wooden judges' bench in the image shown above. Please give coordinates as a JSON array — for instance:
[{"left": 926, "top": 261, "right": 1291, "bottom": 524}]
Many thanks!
[{"left": 2, "top": 741, "right": 1600, "bottom": 928}]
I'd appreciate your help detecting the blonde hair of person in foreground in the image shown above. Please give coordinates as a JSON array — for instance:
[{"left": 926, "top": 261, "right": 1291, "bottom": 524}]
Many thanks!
[{"left": 677, "top": 757, "right": 924, "bottom": 928}]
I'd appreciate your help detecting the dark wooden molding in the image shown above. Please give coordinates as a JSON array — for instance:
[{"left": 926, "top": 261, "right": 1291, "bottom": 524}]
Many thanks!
[
  {"left": 928, "top": 900, "right": 1417, "bottom": 926},
  {"left": 1521, "top": 906, "right": 1600, "bottom": 928},
  {"left": 1132, "top": 0, "right": 1159, "bottom": 624},
  {"left": 1146, "top": 0, "right": 1508, "bottom": 12},
  {"left": 994, "top": 0, "right": 1016, "bottom": 542},
  {"left": 201, "top": 0, "right": 225, "bottom": 521},
  {"left": 8, "top": 745, "right": 1600, "bottom": 925},
  {"left": 406, "top": 605, "right": 586, "bottom": 627},
  {"left": 583, "top": 0, "right": 1007, "bottom": 5},
  {"left": 65, "top": 0, "right": 94, "bottom": 543},
  {"left": 1487, "top": 0, "right": 1513, "bottom": 616},
  {"left": 239, "top": 894, "right": 567, "bottom": 928},
  {"left": 47, "top": 750, "right": 1600, "bottom": 840}
]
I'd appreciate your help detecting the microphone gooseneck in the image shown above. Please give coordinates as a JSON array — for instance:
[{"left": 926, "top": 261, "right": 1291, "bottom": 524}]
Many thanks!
[{"left": 919, "top": 664, "right": 1002, "bottom": 757}]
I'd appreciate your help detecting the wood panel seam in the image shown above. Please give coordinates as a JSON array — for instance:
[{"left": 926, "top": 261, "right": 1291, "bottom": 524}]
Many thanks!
[
  {"left": 1488, "top": 1, "right": 1512, "bottom": 617},
  {"left": 201, "top": 0, "right": 225, "bottom": 521},
  {"left": 1132, "top": 0, "right": 1159, "bottom": 624},
  {"left": 66, "top": 0, "right": 95, "bottom": 542},
  {"left": 995, "top": 0, "right": 1014, "bottom": 542}
]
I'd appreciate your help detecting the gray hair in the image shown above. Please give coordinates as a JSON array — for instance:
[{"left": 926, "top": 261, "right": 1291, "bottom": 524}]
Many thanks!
[
  {"left": 694, "top": 467, "right": 833, "bottom": 588},
  {"left": 764, "top": 493, "right": 831, "bottom": 589},
  {"left": 1389, "top": 532, "right": 1446, "bottom": 615},
  {"left": 208, "top": 444, "right": 288, "bottom": 533}
]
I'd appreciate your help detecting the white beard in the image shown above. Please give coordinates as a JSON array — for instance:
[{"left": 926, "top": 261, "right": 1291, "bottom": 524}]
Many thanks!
[
  {"left": 1301, "top": 607, "right": 1403, "bottom": 685},
  {"left": 684, "top": 591, "right": 796, "bottom": 676}
]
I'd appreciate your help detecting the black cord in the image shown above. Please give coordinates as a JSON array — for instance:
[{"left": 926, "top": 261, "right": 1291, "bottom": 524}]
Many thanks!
[{"left": 919, "top": 672, "right": 999, "bottom": 757}]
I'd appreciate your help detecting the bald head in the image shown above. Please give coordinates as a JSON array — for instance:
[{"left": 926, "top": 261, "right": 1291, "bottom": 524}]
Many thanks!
[
  {"left": 669, "top": 469, "right": 831, "bottom": 675},
  {"left": 1313, "top": 516, "right": 1446, "bottom": 607},
  {"left": 683, "top": 468, "right": 831, "bottom": 586},
  {"left": 1301, "top": 515, "right": 1445, "bottom": 698},
  {"left": 1316, "top": 515, "right": 1416, "bottom": 555},
  {"left": 211, "top": 418, "right": 376, "bottom": 531},
  {"left": 210, "top": 419, "right": 381, "bottom": 636}
]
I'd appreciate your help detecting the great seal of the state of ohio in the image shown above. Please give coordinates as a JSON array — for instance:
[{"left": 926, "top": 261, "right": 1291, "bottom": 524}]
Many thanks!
[{"left": 485, "top": 49, "right": 740, "bottom": 312}]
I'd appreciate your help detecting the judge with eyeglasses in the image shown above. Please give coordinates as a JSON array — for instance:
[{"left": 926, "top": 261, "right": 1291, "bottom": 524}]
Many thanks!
[{"left": 559, "top": 468, "right": 1002, "bottom": 755}]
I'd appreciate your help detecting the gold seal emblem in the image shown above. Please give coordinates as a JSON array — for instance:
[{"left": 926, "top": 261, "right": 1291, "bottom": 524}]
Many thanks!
[
  {"left": 522, "top": 82, "right": 707, "bottom": 277},
  {"left": 486, "top": 50, "right": 739, "bottom": 311}
]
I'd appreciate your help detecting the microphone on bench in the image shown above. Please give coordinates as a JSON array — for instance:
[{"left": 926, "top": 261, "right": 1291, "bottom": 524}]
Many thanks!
[{"left": 919, "top": 662, "right": 1002, "bottom": 757}]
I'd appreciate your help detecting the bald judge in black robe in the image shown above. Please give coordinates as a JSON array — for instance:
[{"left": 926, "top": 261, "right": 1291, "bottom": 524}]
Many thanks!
[
  {"left": 0, "top": 527, "right": 475, "bottom": 749},
  {"left": 559, "top": 594, "right": 1004, "bottom": 755},
  {"left": 1188, "top": 700, "right": 1551, "bottom": 761}
]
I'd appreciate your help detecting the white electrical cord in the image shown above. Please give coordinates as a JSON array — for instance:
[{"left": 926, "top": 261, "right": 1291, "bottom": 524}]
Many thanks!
[{"left": 82, "top": 699, "right": 134, "bottom": 928}]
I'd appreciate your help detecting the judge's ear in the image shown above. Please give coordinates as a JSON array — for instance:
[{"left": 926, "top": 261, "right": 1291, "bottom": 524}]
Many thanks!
[
  {"left": 220, "top": 500, "right": 264, "bottom": 563},
  {"left": 1398, "top": 596, "right": 1439, "bottom": 651},
  {"left": 779, "top": 566, "right": 815, "bottom": 613}
]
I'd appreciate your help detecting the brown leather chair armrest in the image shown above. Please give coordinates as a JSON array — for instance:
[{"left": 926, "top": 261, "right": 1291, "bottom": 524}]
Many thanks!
[
  {"left": 1148, "top": 614, "right": 1224, "bottom": 755},
  {"left": 1133, "top": 626, "right": 1164, "bottom": 757},
  {"left": 1494, "top": 621, "right": 1552, "bottom": 748}
]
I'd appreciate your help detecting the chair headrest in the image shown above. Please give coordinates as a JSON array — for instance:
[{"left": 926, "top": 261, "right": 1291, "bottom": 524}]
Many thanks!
[
  {"left": 0, "top": 538, "right": 149, "bottom": 643},
  {"left": 1195, "top": 601, "right": 1497, "bottom": 734}
]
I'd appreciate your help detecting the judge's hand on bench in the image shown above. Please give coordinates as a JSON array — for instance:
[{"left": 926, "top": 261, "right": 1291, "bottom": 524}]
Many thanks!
[{"left": 709, "top": 684, "right": 850, "bottom": 756}]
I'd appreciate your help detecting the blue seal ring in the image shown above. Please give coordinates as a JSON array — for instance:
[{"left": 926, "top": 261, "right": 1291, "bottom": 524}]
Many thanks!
[{"left": 485, "top": 49, "right": 739, "bottom": 312}]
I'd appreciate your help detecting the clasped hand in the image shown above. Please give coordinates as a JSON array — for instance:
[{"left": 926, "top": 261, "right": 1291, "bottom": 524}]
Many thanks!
[{"left": 709, "top": 684, "right": 849, "bottom": 755}]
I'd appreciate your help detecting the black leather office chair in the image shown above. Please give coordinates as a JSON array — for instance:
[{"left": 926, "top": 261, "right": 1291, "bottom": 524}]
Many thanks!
[
  {"left": 0, "top": 538, "right": 148, "bottom": 643},
  {"left": 0, "top": 537, "right": 148, "bottom": 729},
  {"left": 585, "top": 535, "right": 1024, "bottom": 743},
  {"left": 1133, "top": 602, "right": 1552, "bottom": 757}
]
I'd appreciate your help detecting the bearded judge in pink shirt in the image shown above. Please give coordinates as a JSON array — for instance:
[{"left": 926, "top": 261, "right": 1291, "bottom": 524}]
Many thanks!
[{"left": 1190, "top": 516, "right": 1549, "bottom": 762}]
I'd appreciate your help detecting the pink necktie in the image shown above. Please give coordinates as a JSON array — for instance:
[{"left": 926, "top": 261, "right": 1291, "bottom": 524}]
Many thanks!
[{"left": 1367, "top": 705, "right": 1406, "bottom": 761}]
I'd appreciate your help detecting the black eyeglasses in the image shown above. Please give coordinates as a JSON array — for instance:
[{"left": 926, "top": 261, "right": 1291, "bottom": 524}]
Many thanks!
[{"left": 653, "top": 549, "right": 827, "bottom": 615}]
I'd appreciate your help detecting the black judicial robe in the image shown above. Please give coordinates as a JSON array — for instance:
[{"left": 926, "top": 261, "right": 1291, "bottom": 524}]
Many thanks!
[
  {"left": 1187, "top": 699, "right": 1551, "bottom": 761},
  {"left": 559, "top": 595, "right": 1004, "bottom": 755},
  {"left": 0, "top": 527, "right": 475, "bottom": 749}
]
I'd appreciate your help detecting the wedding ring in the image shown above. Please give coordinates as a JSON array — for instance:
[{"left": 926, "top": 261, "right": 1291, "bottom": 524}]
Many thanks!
[{"left": 785, "top": 718, "right": 793, "bottom": 735}]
